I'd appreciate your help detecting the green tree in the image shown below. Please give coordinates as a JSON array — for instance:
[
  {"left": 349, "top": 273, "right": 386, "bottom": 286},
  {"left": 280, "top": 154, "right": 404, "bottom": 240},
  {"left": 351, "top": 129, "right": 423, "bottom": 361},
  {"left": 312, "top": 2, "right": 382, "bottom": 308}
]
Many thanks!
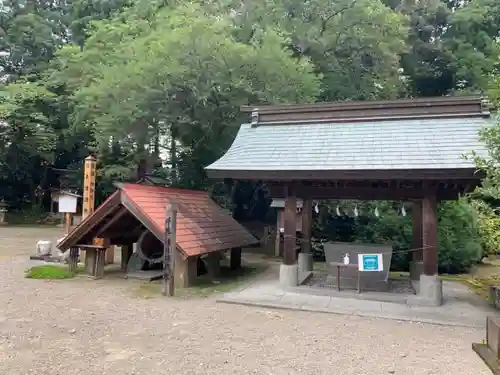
[
  {"left": 0, "top": 81, "right": 57, "bottom": 206},
  {"left": 55, "top": 3, "right": 321, "bottom": 188},
  {"left": 224, "top": 0, "right": 408, "bottom": 100}
]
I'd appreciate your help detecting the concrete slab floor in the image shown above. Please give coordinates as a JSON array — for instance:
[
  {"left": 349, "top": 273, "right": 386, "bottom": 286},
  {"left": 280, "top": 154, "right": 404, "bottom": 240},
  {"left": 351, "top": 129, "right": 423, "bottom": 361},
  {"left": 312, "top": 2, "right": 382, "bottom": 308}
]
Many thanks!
[{"left": 217, "top": 278, "right": 500, "bottom": 328}]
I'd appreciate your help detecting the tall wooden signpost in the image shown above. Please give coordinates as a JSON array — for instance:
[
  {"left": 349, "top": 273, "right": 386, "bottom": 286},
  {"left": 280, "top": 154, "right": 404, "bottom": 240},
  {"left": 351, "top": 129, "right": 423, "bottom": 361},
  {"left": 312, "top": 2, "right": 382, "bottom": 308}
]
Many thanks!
[
  {"left": 83, "top": 156, "right": 114, "bottom": 265},
  {"left": 82, "top": 156, "right": 96, "bottom": 267},
  {"left": 82, "top": 156, "right": 96, "bottom": 220},
  {"left": 163, "top": 203, "right": 177, "bottom": 296}
]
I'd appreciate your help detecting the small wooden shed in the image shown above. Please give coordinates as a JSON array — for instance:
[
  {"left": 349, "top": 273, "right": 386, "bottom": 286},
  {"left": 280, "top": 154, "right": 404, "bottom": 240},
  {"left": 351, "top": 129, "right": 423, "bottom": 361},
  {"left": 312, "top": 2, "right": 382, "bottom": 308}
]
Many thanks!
[{"left": 57, "top": 183, "right": 259, "bottom": 287}]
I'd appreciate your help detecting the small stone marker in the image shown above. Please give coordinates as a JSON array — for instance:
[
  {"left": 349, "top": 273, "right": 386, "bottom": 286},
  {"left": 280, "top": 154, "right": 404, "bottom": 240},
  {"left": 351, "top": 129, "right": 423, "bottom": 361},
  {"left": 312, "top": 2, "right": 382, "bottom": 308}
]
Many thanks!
[
  {"left": 472, "top": 316, "right": 500, "bottom": 374},
  {"left": 36, "top": 240, "right": 52, "bottom": 256}
]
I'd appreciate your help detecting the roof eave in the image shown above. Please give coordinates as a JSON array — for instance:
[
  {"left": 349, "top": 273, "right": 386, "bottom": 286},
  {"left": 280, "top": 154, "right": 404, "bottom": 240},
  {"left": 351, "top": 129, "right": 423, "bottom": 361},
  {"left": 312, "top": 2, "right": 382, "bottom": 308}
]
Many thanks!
[
  {"left": 57, "top": 191, "right": 122, "bottom": 252},
  {"left": 206, "top": 167, "right": 484, "bottom": 181}
]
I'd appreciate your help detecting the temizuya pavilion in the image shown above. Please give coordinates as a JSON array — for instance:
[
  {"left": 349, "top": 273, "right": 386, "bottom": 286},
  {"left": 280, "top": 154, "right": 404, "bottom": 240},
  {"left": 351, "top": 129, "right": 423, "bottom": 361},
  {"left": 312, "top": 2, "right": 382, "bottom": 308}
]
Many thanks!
[{"left": 205, "top": 96, "right": 491, "bottom": 306}]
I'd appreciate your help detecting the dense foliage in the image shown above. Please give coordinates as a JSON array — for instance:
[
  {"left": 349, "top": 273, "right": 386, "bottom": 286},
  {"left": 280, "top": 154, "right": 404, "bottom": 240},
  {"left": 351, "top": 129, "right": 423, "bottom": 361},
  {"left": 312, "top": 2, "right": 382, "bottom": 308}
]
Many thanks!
[{"left": 2, "top": 0, "right": 500, "bottom": 272}]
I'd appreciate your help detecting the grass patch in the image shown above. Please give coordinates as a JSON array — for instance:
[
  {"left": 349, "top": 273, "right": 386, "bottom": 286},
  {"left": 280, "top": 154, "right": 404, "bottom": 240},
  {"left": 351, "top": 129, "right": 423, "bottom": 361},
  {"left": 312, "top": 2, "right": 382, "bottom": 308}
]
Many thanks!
[
  {"left": 441, "top": 274, "right": 500, "bottom": 300},
  {"left": 25, "top": 264, "right": 82, "bottom": 279},
  {"left": 133, "top": 264, "right": 267, "bottom": 299}
]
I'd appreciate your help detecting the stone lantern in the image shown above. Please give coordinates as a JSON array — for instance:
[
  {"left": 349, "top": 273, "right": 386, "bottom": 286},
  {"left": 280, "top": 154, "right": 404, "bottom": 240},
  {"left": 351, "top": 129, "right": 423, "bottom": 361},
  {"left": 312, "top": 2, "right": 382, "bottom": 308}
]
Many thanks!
[{"left": 0, "top": 199, "right": 7, "bottom": 225}]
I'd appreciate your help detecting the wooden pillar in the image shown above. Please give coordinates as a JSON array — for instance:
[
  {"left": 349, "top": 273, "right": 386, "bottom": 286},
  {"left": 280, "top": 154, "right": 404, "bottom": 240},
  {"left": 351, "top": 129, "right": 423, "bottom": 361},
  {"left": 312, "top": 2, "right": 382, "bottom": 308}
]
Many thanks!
[
  {"left": 283, "top": 193, "right": 297, "bottom": 266},
  {"left": 410, "top": 200, "right": 424, "bottom": 281},
  {"left": 105, "top": 245, "right": 115, "bottom": 265},
  {"left": 230, "top": 247, "right": 242, "bottom": 270},
  {"left": 422, "top": 195, "right": 438, "bottom": 276},
  {"left": 95, "top": 249, "right": 106, "bottom": 279},
  {"left": 174, "top": 251, "right": 197, "bottom": 288},
  {"left": 412, "top": 200, "right": 423, "bottom": 261},
  {"left": 84, "top": 249, "right": 97, "bottom": 275},
  {"left": 120, "top": 244, "right": 133, "bottom": 271},
  {"left": 274, "top": 212, "right": 281, "bottom": 257},
  {"left": 65, "top": 212, "right": 72, "bottom": 234},
  {"left": 206, "top": 252, "right": 221, "bottom": 279},
  {"left": 301, "top": 199, "right": 312, "bottom": 254},
  {"left": 82, "top": 156, "right": 97, "bottom": 220},
  {"left": 68, "top": 247, "right": 79, "bottom": 273}
]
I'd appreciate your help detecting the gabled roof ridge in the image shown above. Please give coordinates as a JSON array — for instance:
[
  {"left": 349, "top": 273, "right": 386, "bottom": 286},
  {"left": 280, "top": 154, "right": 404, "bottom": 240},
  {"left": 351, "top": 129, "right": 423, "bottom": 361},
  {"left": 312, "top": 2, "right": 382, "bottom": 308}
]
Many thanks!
[
  {"left": 243, "top": 96, "right": 490, "bottom": 126},
  {"left": 250, "top": 112, "right": 490, "bottom": 126},
  {"left": 117, "top": 182, "right": 209, "bottom": 196}
]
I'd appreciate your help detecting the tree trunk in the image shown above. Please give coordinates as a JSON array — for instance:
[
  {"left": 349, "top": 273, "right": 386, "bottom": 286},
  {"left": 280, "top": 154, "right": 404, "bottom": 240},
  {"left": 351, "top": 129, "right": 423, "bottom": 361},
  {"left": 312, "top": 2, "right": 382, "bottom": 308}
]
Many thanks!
[{"left": 170, "top": 125, "right": 178, "bottom": 186}]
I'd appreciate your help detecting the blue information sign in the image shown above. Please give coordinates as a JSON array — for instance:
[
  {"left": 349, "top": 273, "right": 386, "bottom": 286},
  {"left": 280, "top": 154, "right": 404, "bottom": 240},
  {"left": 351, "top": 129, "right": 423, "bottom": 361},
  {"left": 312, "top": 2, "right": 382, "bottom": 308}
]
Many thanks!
[{"left": 358, "top": 254, "right": 383, "bottom": 272}]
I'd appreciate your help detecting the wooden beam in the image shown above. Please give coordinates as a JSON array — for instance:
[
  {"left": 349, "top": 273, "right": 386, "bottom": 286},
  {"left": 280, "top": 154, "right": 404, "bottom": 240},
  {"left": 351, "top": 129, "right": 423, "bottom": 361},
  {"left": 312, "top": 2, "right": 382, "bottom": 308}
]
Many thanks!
[
  {"left": 208, "top": 168, "right": 482, "bottom": 181},
  {"left": 269, "top": 184, "right": 462, "bottom": 201},
  {"left": 95, "top": 206, "right": 128, "bottom": 237}
]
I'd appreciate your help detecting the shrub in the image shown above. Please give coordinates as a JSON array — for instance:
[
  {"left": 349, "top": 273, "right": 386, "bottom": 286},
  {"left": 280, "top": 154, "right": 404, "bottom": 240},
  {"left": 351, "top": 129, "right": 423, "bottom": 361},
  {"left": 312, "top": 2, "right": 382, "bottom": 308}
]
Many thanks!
[
  {"left": 313, "top": 199, "right": 483, "bottom": 274},
  {"left": 437, "top": 199, "right": 483, "bottom": 273},
  {"left": 470, "top": 200, "right": 500, "bottom": 256}
]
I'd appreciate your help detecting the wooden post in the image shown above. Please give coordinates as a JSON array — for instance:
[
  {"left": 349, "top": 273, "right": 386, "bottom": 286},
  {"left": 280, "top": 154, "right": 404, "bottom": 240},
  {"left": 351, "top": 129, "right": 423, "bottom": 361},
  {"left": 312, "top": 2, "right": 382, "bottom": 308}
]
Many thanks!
[
  {"left": 83, "top": 155, "right": 97, "bottom": 266},
  {"left": 105, "top": 245, "right": 115, "bottom": 265},
  {"left": 301, "top": 199, "right": 312, "bottom": 254},
  {"left": 410, "top": 200, "right": 424, "bottom": 281},
  {"left": 230, "top": 247, "right": 242, "bottom": 269},
  {"left": 163, "top": 203, "right": 177, "bottom": 296},
  {"left": 422, "top": 195, "right": 438, "bottom": 276},
  {"left": 412, "top": 200, "right": 423, "bottom": 261},
  {"left": 68, "top": 247, "right": 79, "bottom": 273},
  {"left": 95, "top": 249, "right": 106, "bottom": 279},
  {"left": 65, "top": 212, "right": 71, "bottom": 235},
  {"left": 121, "top": 244, "right": 133, "bottom": 271},
  {"left": 84, "top": 249, "right": 97, "bottom": 275},
  {"left": 274, "top": 212, "right": 281, "bottom": 257},
  {"left": 82, "top": 155, "right": 97, "bottom": 220},
  {"left": 283, "top": 192, "right": 297, "bottom": 265}
]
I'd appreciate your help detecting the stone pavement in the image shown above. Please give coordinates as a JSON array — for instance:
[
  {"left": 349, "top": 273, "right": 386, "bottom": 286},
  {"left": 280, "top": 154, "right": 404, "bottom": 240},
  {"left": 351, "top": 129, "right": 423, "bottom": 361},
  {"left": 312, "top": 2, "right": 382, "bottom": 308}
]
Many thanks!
[{"left": 217, "top": 277, "right": 499, "bottom": 328}]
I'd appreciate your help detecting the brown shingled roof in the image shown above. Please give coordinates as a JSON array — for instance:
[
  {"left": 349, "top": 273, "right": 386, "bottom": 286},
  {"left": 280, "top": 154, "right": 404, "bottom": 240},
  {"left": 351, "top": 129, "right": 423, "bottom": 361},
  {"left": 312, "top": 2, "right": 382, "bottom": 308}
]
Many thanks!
[
  {"left": 57, "top": 183, "right": 259, "bottom": 258},
  {"left": 120, "top": 183, "right": 258, "bottom": 256}
]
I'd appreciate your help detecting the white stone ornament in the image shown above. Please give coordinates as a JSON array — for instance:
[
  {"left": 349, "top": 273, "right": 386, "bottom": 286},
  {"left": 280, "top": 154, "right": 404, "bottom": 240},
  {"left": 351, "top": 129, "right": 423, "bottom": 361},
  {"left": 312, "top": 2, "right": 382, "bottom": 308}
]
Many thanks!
[
  {"left": 54, "top": 237, "right": 66, "bottom": 258},
  {"left": 36, "top": 240, "right": 52, "bottom": 256}
]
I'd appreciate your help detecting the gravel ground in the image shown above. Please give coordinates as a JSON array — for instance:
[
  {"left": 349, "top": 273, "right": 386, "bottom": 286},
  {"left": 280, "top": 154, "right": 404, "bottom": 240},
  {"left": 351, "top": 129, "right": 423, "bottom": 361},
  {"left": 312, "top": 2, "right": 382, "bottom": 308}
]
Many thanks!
[{"left": 0, "top": 227, "right": 491, "bottom": 375}]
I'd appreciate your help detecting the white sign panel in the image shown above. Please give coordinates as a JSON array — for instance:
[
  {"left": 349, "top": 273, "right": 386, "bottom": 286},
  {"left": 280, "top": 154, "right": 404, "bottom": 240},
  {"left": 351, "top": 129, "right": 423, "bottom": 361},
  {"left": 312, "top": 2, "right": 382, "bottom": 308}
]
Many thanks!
[
  {"left": 358, "top": 253, "right": 383, "bottom": 272},
  {"left": 58, "top": 195, "right": 77, "bottom": 213}
]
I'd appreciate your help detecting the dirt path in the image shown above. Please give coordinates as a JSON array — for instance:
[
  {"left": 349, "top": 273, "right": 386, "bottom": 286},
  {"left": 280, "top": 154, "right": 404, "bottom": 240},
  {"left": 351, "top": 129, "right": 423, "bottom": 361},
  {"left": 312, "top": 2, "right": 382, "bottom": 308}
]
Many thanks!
[{"left": 0, "top": 227, "right": 490, "bottom": 375}]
